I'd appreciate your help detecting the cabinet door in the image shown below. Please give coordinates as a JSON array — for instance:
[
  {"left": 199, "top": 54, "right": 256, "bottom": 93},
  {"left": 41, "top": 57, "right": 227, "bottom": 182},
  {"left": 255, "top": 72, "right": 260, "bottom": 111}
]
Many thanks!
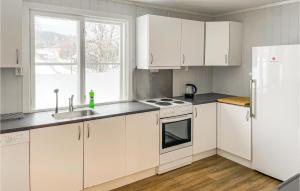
[
  {"left": 217, "top": 103, "right": 251, "bottom": 160},
  {"left": 1, "top": 0, "right": 22, "bottom": 68},
  {"left": 30, "top": 123, "right": 83, "bottom": 191},
  {"left": 205, "top": 22, "right": 229, "bottom": 66},
  {"left": 181, "top": 19, "right": 204, "bottom": 66},
  {"left": 193, "top": 103, "right": 217, "bottom": 154},
  {"left": 126, "top": 111, "right": 159, "bottom": 175},
  {"left": 84, "top": 116, "right": 126, "bottom": 188},
  {"left": 149, "top": 15, "right": 181, "bottom": 68}
]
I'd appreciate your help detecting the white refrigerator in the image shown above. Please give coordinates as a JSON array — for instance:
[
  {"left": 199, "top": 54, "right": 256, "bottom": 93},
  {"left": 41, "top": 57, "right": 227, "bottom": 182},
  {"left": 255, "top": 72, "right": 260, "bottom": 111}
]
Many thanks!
[{"left": 251, "top": 45, "right": 300, "bottom": 181}]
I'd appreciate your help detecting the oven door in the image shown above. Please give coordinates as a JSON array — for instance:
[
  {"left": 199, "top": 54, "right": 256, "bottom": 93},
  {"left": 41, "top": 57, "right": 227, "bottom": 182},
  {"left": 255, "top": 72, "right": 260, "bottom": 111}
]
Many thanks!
[{"left": 160, "top": 114, "right": 193, "bottom": 154}]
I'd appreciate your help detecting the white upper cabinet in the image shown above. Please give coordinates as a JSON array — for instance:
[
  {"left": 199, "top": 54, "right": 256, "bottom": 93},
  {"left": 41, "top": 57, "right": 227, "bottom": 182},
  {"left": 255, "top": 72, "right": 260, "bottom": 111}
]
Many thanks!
[
  {"left": 205, "top": 21, "right": 242, "bottom": 66},
  {"left": 125, "top": 111, "right": 159, "bottom": 175},
  {"left": 1, "top": 0, "right": 22, "bottom": 68},
  {"left": 217, "top": 103, "right": 251, "bottom": 160},
  {"left": 136, "top": 14, "right": 181, "bottom": 69},
  {"left": 84, "top": 116, "right": 126, "bottom": 188},
  {"left": 193, "top": 103, "right": 217, "bottom": 154},
  {"left": 30, "top": 123, "right": 84, "bottom": 191},
  {"left": 181, "top": 19, "right": 205, "bottom": 66}
]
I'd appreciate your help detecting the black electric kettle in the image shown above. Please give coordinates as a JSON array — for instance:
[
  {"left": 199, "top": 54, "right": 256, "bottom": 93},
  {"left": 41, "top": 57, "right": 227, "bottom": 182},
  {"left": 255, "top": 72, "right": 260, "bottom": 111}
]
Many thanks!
[{"left": 185, "top": 84, "right": 197, "bottom": 98}]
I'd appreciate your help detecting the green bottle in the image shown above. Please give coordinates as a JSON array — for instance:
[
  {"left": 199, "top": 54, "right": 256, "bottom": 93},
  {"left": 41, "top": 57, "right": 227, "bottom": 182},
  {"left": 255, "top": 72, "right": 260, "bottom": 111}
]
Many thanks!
[{"left": 89, "top": 90, "right": 95, "bottom": 109}]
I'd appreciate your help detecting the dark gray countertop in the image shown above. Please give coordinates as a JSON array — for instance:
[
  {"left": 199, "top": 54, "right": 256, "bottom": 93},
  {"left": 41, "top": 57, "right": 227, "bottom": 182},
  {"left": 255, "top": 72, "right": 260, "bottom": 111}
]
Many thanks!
[
  {"left": 0, "top": 101, "right": 159, "bottom": 134},
  {"left": 174, "top": 93, "right": 233, "bottom": 105}
]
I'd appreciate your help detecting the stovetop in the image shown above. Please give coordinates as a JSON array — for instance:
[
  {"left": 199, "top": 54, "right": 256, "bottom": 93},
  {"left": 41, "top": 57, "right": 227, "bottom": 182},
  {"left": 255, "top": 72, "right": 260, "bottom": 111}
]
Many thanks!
[
  {"left": 140, "top": 98, "right": 191, "bottom": 108},
  {"left": 140, "top": 98, "right": 193, "bottom": 119}
]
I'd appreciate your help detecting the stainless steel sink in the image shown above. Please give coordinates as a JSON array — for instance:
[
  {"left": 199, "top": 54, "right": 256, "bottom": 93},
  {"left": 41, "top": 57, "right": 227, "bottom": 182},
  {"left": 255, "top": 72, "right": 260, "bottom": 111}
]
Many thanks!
[{"left": 52, "top": 110, "right": 98, "bottom": 120}]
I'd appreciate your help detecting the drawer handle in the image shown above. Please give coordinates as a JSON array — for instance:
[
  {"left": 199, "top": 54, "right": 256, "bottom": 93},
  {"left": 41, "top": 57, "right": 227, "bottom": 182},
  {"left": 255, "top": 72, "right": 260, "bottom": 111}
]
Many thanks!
[{"left": 195, "top": 108, "right": 198, "bottom": 118}]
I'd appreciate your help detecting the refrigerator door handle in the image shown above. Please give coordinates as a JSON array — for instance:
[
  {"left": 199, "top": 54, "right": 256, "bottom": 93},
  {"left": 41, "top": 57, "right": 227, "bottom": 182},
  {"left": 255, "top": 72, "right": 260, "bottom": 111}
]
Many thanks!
[{"left": 250, "top": 79, "right": 257, "bottom": 118}]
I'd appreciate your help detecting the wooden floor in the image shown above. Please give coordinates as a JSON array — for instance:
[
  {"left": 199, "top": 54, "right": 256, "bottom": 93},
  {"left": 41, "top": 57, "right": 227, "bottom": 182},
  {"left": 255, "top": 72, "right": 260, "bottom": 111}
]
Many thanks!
[{"left": 113, "top": 155, "right": 281, "bottom": 191}]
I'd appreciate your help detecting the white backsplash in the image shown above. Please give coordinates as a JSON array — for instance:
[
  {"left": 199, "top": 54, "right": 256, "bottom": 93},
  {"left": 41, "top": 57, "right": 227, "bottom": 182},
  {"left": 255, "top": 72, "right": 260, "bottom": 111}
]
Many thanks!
[{"left": 173, "top": 67, "right": 213, "bottom": 97}]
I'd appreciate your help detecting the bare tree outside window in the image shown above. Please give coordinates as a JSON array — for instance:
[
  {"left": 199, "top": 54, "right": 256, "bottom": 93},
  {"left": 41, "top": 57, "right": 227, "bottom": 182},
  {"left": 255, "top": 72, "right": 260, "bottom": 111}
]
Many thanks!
[
  {"left": 85, "top": 21, "right": 123, "bottom": 104},
  {"left": 85, "top": 21, "right": 121, "bottom": 72}
]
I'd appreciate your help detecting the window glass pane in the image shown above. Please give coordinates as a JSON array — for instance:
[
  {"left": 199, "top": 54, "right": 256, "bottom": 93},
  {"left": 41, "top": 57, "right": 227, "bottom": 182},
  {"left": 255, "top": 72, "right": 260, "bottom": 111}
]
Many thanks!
[
  {"left": 35, "top": 16, "right": 79, "bottom": 63},
  {"left": 34, "top": 15, "right": 80, "bottom": 110},
  {"left": 85, "top": 64, "right": 121, "bottom": 104},
  {"left": 35, "top": 65, "right": 80, "bottom": 109},
  {"left": 85, "top": 21, "right": 121, "bottom": 64},
  {"left": 85, "top": 20, "right": 123, "bottom": 104}
]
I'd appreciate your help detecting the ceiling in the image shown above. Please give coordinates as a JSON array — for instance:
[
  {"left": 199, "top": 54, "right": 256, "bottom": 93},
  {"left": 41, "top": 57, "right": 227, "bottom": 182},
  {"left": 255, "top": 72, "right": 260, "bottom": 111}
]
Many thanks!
[{"left": 127, "top": 0, "right": 288, "bottom": 15}]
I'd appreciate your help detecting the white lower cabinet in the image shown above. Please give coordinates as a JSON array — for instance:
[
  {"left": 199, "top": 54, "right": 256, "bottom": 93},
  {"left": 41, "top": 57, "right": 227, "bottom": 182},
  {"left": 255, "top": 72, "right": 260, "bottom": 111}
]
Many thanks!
[
  {"left": 84, "top": 116, "right": 126, "bottom": 188},
  {"left": 193, "top": 103, "right": 217, "bottom": 154},
  {"left": 125, "top": 111, "right": 160, "bottom": 175},
  {"left": 217, "top": 103, "right": 251, "bottom": 160},
  {"left": 30, "top": 123, "right": 84, "bottom": 191},
  {"left": 30, "top": 111, "right": 160, "bottom": 190}
]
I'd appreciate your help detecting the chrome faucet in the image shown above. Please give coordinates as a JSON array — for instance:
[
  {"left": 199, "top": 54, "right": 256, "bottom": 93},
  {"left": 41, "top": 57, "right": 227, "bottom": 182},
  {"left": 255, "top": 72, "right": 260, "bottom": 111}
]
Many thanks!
[
  {"left": 69, "top": 95, "right": 74, "bottom": 112},
  {"left": 54, "top": 89, "right": 59, "bottom": 114}
]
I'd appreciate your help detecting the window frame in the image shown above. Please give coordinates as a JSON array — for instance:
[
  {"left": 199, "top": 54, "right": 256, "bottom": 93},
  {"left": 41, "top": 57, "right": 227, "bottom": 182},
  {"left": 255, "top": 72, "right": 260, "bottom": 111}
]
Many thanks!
[{"left": 29, "top": 10, "right": 130, "bottom": 112}]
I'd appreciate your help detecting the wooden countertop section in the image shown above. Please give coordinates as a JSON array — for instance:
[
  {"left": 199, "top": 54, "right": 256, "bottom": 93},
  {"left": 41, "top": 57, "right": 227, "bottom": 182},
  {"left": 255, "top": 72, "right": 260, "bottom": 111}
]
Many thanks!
[{"left": 217, "top": 97, "right": 250, "bottom": 106}]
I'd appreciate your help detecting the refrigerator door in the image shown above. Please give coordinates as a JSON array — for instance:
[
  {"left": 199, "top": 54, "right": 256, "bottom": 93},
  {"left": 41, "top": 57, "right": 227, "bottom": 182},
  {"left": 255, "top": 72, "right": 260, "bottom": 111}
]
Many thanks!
[{"left": 252, "top": 45, "right": 300, "bottom": 181}]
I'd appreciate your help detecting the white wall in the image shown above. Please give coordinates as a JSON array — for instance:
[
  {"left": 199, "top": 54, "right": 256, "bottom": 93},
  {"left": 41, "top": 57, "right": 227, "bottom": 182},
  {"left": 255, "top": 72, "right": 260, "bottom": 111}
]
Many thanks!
[
  {"left": 0, "top": 0, "right": 212, "bottom": 113},
  {"left": 212, "top": 2, "right": 300, "bottom": 96}
]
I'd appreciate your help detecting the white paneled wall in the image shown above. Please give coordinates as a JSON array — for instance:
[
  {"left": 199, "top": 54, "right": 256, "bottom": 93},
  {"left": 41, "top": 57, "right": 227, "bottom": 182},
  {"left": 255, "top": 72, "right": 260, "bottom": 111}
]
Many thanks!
[
  {"left": 0, "top": 0, "right": 211, "bottom": 113},
  {"left": 212, "top": 2, "right": 300, "bottom": 96}
]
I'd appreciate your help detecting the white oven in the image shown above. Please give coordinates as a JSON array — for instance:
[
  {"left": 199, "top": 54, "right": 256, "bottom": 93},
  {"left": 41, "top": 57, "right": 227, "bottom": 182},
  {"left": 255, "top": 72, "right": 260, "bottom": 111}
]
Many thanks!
[
  {"left": 160, "top": 114, "right": 193, "bottom": 154},
  {"left": 139, "top": 98, "right": 193, "bottom": 174}
]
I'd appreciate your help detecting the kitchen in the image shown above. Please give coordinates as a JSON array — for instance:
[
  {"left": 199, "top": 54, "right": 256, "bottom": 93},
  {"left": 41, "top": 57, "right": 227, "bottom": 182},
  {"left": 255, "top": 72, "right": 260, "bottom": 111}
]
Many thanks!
[{"left": 1, "top": 0, "right": 300, "bottom": 191}]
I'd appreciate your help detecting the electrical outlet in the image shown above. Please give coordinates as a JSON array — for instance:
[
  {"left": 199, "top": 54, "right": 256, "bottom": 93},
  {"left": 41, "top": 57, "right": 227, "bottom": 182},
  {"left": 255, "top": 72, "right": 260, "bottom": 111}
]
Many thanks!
[{"left": 15, "top": 67, "right": 23, "bottom": 76}]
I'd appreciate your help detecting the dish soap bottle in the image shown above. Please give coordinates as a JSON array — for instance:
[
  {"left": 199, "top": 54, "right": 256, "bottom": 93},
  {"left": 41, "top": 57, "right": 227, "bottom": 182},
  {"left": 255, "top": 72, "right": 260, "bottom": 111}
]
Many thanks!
[{"left": 89, "top": 90, "right": 94, "bottom": 109}]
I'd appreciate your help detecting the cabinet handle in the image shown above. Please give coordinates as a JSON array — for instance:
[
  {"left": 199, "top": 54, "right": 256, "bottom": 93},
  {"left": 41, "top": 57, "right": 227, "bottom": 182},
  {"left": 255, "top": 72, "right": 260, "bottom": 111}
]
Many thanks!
[
  {"left": 195, "top": 107, "right": 198, "bottom": 118},
  {"left": 78, "top": 126, "right": 81, "bottom": 140},
  {"left": 150, "top": 53, "right": 153, "bottom": 65},
  {"left": 87, "top": 124, "right": 90, "bottom": 138},
  {"left": 156, "top": 113, "right": 159, "bottom": 125},
  {"left": 246, "top": 110, "right": 250, "bottom": 122},
  {"left": 16, "top": 49, "right": 19, "bottom": 65},
  {"left": 182, "top": 54, "right": 185, "bottom": 65},
  {"left": 225, "top": 54, "right": 228, "bottom": 64}
]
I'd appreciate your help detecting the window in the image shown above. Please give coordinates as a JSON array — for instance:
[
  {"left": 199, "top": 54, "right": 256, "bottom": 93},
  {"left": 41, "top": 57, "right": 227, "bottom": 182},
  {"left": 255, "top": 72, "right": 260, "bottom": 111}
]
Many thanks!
[
  {"left": 85, "top": 20, "right": 122, "bottom": 104},
  {"left": 31, "top": 12, "right": 128, "bottom": 110}
]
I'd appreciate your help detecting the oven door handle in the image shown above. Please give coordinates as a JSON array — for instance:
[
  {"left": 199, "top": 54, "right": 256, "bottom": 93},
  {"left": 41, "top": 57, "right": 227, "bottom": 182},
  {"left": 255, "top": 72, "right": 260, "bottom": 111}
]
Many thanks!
[{"left": 160, "top": 114, "right": 193, "bottom": 123}]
